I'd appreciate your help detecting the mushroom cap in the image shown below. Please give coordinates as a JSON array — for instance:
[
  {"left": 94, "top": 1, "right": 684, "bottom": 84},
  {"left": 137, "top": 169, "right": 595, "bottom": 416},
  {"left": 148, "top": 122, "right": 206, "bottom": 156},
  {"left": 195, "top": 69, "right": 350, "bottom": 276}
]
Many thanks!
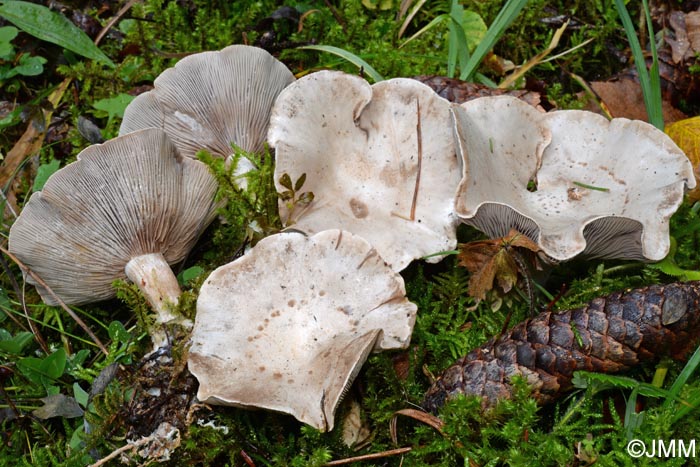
[
  {"left": 8, "top": 128, "right": 218, "bottom": 305},
  {"left": 119, "top": 44, "right": 295, "bottom": 158},
  {"left": 188, "top": 229, "right": 418, "bottom": 431},
  {"left": 268, "top": 70, "right": 461, "bottom": 271},
  {"left": 453, "top": 96, "right": 696, "bottom": 261}
]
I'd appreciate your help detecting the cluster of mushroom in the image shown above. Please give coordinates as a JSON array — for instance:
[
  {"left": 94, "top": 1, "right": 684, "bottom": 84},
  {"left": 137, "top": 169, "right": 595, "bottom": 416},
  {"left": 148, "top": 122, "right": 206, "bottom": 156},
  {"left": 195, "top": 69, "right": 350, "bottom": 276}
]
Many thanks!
[
  {"left": 268, "top": 72, "right": 695, "bottom": 265},
  {"left": 8, "top": 43, "right": 696, "bottom": 432},
  {"left": 8, "top": 45, "right": 295, "bottom": 348}
]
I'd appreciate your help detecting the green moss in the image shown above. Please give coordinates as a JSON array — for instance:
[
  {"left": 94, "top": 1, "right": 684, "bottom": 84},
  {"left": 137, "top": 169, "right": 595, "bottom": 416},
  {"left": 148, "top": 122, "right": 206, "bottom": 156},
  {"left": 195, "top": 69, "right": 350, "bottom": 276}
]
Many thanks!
[{"left": 3, "top": 1, "right": 700, "bottom": 465}]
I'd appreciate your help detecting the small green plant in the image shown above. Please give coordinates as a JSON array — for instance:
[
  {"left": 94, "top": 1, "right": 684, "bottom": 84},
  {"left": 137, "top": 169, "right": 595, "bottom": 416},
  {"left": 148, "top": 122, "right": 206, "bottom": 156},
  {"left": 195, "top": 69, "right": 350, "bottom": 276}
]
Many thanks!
[
  {"left": 198, "top": 146, "right": 283, "bottom": 258},
  {"left": 278, "top": 172, "right": 314, "bottom": 226},
  {"left": 91, "top": 93, "right": 136, "bottom": 132},
  {"left": 0, "top": 25, "right": 47, "bottom": 84},
  {"left": 399, "top": 0, "right": 527, "bottom": 82}
]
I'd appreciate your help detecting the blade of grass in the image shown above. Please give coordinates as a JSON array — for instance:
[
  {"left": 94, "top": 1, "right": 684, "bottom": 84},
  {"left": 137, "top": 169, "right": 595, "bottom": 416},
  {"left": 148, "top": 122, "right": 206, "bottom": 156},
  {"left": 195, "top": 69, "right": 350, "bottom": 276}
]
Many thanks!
[
  {"left": 0, "top": 245, "right": 108, "bottom": 355},
  {"left": 643, "top": 0, "right": 662, "bottom": 128},
  {"left": 624, "top": 385, "right": 644, "bottom": 439},
  {"left": 398, "top": 0, "right": 427, "bottom": 39},
  {"left": 613, "top": 0, "right": 663, "bottom": 129},
  {"left": 447, "top": 0, "right": 469, "bottom": 78},
  {"left": 399, "top": 13, "right": 448, "bottom": 49},
  {"left": 298, "top": 45, "right": 384, "bottom": 82},
  {"left": 671, "top": 389, "right": 700, "bottom": 422},
  {"left": 663, "top": 343, "right": 700, "bottom": 415},
  {"left": 459, "top": 0, "right": 528, "bottom": 81},
  {"left": 572, "top": 181, "right": 610, "bottom": 192},
  {"left": 421, "top": 249, "right": 459, "bottom": 260},
  {"left": 498, "top": 19, "right": 568, "bottom": 89}
]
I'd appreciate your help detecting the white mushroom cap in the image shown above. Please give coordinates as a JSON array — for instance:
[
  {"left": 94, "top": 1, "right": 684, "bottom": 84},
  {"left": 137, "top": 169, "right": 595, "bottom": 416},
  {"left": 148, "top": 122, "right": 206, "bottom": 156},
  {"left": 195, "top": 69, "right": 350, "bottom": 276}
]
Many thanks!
[
  {"left": 453, "top": 96, "right": 696, "bottom": 261},
  {"left": 188, "top": 230, "right": 417, "bottom": 431},
  {"left": 119, "top": 44, "right": 295, "bottom": 159},
  {"left": 8, "top": 129, "right": 218, "bottom": 328},
  {"left": 268, "top": 70, "right": 461, "bottom": 271}
]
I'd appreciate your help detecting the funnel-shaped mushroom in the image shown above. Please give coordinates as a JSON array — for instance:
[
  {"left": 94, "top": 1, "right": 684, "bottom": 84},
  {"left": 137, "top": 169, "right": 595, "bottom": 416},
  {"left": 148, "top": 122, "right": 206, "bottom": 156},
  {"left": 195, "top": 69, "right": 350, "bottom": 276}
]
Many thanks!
[
  {"left": 268, "top": 70, "right": 461, "bottom": 271},
  {"left": 188, "top": 229, "right": 417, "bottom": 431},
  {"left": 9, "top": 129, "right": 218, "bottom": 342},
  {"left": 119, "top": 44, "right": 295, "bottom": 165},
  {"left": 453, "top": 96, "right": 696, "bottom": 261}
]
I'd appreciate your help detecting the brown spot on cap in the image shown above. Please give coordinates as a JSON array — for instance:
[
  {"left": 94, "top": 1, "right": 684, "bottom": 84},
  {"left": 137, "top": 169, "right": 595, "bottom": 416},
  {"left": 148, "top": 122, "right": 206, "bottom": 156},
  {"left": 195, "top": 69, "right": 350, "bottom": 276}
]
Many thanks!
[{"left": 349, "top": 198, "right": 369, "bottom": 218}]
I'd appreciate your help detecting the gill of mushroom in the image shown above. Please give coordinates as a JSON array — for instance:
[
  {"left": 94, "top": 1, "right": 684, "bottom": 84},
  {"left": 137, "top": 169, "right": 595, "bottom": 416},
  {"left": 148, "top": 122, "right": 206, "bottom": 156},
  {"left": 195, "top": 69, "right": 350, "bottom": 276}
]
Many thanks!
[
  {"left": 8, "top": 128, "right": 218, "bottom": 347},
  {"left": 188, "top": 229, "right": 418, "bottom": 431},
  {"left": 267, "top": 70, "right": 461, "bottom": 272},
  {"left": 452, "top": 95, "right": 696, "bottom": 262},
  {"left": 119, "top": 44, "right": 295, "bottom": 186}
]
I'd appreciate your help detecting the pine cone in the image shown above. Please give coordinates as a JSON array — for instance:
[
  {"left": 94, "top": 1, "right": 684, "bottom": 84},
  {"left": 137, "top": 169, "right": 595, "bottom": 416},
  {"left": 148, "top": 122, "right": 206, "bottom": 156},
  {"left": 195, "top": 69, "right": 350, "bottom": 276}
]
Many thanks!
[{"left": 423, "top": 282, "right": 700, "bottom": 412}]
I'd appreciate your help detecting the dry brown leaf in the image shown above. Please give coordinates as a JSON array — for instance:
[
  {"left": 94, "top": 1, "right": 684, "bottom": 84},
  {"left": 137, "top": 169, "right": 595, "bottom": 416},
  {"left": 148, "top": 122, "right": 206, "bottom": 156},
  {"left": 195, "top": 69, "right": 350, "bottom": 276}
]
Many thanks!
[
  {"left": 687, "top": 11, "right": 700, "bottom": 52},
  {"left": 666, "top": 116, "right": 700, "bottom": 201},
  {"left": 590, "top": 78, "right": 687, "bottom": 124},
  {"left": 482, "top": 51, "right": 515, "bottom": 76},
  {"left": 0, "top": 78, "right": 71, "bottom": 217},
  {"left": 666, "top": 11, "right": 691, "bottom": 64},
  {"left": 457, "top": 229, "right": 541, "bottom": 301},
  {"left": 340, "top": 399, "right": 371, "bottom": 449}
]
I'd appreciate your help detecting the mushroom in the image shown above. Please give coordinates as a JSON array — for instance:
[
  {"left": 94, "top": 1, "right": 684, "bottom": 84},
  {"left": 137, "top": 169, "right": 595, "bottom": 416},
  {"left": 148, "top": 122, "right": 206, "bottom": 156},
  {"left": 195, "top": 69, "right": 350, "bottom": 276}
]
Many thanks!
[
  {"left": 188, "top": 229, "right": 417, "bottom": 431},
  {"left": 452, "top": 95, "right": 696, "bottom": 262},
  {"left": 8, "top": 128, "right": 218, "bottom": 344},
  {"left": 267, "top": 70, "right": 461, "bottom": 271},
  {"left": 119, "top": 44, "right": 295, "bottom": 184}
]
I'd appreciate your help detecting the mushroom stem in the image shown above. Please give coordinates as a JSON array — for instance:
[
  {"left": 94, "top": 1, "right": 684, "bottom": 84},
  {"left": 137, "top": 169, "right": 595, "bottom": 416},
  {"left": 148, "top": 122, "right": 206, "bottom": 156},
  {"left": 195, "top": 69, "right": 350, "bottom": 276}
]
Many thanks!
[{"left": 125, "top": 252, "right": 183, "bottom": 326}]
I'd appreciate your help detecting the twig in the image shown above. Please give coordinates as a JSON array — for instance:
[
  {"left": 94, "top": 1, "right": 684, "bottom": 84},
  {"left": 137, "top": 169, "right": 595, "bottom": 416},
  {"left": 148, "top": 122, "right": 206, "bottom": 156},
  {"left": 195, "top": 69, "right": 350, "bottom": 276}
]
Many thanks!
[
  {"left": 323, "top": 0, "right": 347, "bottom": 33},
  {"left": 410, "top": 99, "right": 422, "bottom": 221},
  {"left": 21, "top": 280, "right": 49, "bottom": 354},
  {"left": 323, "top": 446, "right": 412, "bottom": 466},
  {"left": 0, "top": 245, "right": 108, "bottom": 356},
  {"left": 541, "top": 37, "right": 595, "bottom": 64},
  {"left": 94, "top": 0, "right": 140, "bottom": 46},
  {"left": 88, "top": 433, "right": 157, "bottom": 467},
  {"left": 0, "top": 189, "right": 17, "bottom": 219}
]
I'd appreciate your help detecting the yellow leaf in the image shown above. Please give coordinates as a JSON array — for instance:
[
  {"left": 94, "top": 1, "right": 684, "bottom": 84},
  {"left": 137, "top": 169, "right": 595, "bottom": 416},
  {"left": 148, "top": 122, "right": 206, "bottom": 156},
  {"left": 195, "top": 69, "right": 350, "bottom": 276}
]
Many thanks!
[{"left": 666, "top": 117, "right": 700, "bottom": 201}]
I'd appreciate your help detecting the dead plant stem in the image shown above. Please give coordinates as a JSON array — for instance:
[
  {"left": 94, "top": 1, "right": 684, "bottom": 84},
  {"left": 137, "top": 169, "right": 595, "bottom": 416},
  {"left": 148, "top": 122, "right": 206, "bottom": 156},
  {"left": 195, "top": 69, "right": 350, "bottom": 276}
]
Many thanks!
[
  {"left": 323, "top": 446, "right": 412, "bottom": 465},
  {"left": 410, "top": 99, "right": 423, "bottom": 222}
]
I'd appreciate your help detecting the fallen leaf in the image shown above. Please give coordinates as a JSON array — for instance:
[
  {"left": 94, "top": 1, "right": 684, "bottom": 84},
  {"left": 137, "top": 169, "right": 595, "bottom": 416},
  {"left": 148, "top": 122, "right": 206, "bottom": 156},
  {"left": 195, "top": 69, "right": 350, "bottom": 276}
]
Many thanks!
[
  {"left": 687, "top": 11, "right": 700, "bottom": 52},
  {"left": 33, "top": 394, "right": 84, "bottom": 419},
  {"left": 590, "top": 77, "right": 687, "bottom": 124},
  {"left": 665, "top": 116, "right": 700, "bottom": 201},
  {"left": 0, "top": 78, "right": 70, "bottom": 217},
  {"left": 666, "top": 11, "right": 690, "bottom": 64},
  {"left": 341, "top": 398, "right": 371, "bottom": 449},
  {"left": 457, "top": 229, "right": 541, "bottom": 301},
  {"left": 413, "top": 75, "right": 543, "bottom": 108}
]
